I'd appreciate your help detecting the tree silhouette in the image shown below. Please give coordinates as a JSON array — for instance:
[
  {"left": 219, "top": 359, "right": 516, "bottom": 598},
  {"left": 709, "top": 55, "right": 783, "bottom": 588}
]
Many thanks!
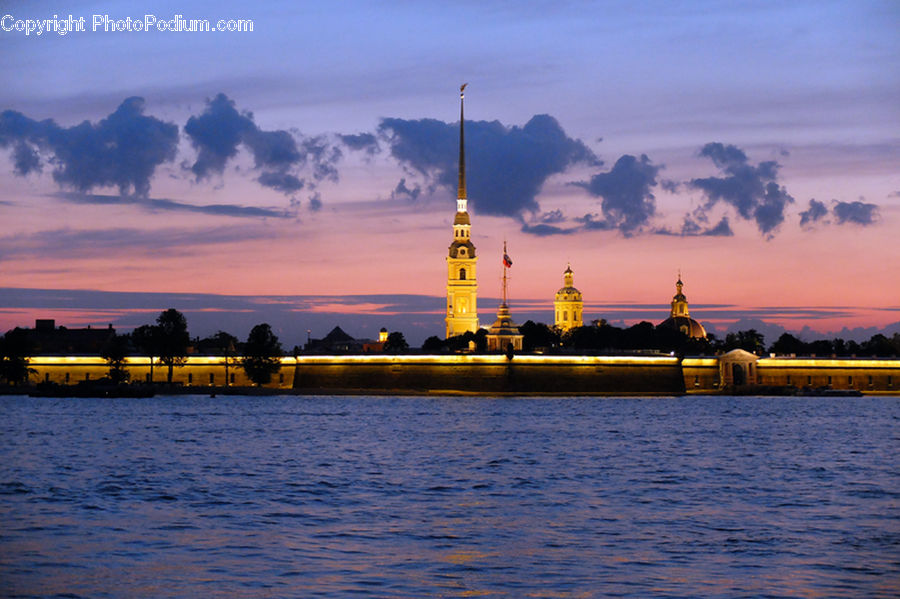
[
  {"left": 100, "top": 333, "right": 130, "bottom": 383},
  {"left": 520, "top": 321, "right": 560, "bottom": 352},
  {"left": 210, "top": 331, "right": 238, "bottom": 386},
  {"left": 0, "top": 328, "right": 34, "bottom": 386},
  {"left": 422, "top": 336, "right": 445, "bottom": 352},
  {"left": 156, "top": 309, "right": 190, "bottom": 383},
  {"left": 132, "top": 324, "right": 162, "bottom": 382},
  {"left": 383, "top": 331, "right": 408, "bottom": 354},
  {"left": 241, "top": 323, "right": 283, "bottom": 386}
]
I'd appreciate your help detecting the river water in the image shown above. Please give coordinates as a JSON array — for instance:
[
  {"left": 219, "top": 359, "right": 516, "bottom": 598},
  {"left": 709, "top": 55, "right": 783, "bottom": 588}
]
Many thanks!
[{"left": 1, "top": 394, "right": 898, "bottom": 598}]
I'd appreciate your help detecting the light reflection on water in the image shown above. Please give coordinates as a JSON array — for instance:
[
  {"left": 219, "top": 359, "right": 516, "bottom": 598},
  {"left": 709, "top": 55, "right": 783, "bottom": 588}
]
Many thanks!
[{"left": 1, "top": 394, "right": 898, "bottom": 597}]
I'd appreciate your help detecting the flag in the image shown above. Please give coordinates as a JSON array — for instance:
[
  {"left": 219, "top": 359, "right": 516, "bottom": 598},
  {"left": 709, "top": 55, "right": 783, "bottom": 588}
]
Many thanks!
[{"left": 503, "top": 253, "right": 512, "bottom": 268}]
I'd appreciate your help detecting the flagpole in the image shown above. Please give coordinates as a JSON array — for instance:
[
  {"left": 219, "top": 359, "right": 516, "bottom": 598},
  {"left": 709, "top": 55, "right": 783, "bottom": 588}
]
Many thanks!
[{"left": 502, "top": 241, "right": 508, "bottom": 306}]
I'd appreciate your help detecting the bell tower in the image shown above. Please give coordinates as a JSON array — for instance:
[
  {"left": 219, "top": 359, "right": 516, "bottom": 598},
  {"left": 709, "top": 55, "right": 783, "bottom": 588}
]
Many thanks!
[
  {"left": 671, "top": 272, "right": 689, "bottom": 318},
  {"left": 445, "top": 84, "right": 479, "bottom": 338}
]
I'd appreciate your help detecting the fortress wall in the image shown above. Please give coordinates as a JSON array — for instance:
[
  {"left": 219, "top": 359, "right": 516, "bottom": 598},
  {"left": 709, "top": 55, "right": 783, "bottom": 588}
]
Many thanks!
[
  {"left": 756, "top": 358, "right": 900, "bottom": 393},
  {"left": 21, "top": 355, "right": 900, "bottom": 395},
  {"left": 291, "top": 355, "right": 685, "bottom": 395},
  {"left": 681, "top": 358, "right": 720, "bottom": 393},
  {"left": 26, "top": 357, "right": 296, "bottom": 389}
]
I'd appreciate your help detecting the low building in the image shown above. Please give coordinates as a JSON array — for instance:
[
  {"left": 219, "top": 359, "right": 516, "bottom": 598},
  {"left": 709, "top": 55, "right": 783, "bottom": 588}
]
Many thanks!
[{"left": 485, "top": 302, "right": 524, "bottom": 352}]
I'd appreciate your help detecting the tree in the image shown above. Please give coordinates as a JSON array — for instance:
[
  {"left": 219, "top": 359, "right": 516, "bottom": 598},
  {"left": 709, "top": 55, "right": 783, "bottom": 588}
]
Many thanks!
[
  {"left": 207, "top": 331, "right": 238, "bottom": 386},
  {"left": 241, "top": 323, "right": 283, "bottom": 386},
  {"left": 520, "top": 321, "right": 560, "bottom": 352},
  {"left": 422, "top": 336, "right": 446, "bottom": 353},
  {"left": 769, "top": 332, "right": 806, "bottom": 356},
  {"left": 132, "top": 324, "right": 162, "bottom": 382},
  {"left": 100, "top": 334, "right": 130, "bottom": 383},
  {"left": 156, "top": 309, "right": 190, "bottom": 383},
  {"left": 721, "top": 329, "right": 766, "bottom": 354},
  {"left": 0, "top": 328, "right": 34, "bottom": 386},
  {"left": 383, "top": 331, "right": 408, "bottom": 354}
]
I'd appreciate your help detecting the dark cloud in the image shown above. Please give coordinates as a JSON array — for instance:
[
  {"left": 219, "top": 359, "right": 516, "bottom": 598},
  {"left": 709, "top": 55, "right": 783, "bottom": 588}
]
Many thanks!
[
  {"left": 256, "top": 171, "right": 304, "bottom": 194},
  {"left": 391, "top": 178, "right": 421, "bottom": 202},
  {"left": 574, "top": 213, "right": 614, "bottom": 231},
  {"left": 183, "top": 94, "right": 253, "bottom": 178},
  {"left": 339, "top": 132, "right": 380, "bottom": 154},
  {"left": 572, "top": 154, "right": 660, "bottom": 236},
  {"left": 184, "top": 93, "right": 340, "bottom": 196},
  {"left": 520, "top": 222, "right": 576, "bottom": 236},
  {"left": 799, "top": 199, "right": 828, "bottom": 228},
  {"left": 703, "top": 217, "right": 734, "bottom": 236},
  {"left": 0, "top": 97, "right": 178, "bottom": 197},
  {"left": 308, "top": 192, "right": 322, "bottom": 212},
  {"left": 657, "top": 215, "right": 733, "bottom": 237},
  {"left": 54, "top": 192, "right": 289, "bottom": 219},
  {"left": 378, "top": 114, "right": 597, "bottom": 218},
  {"left": 833, "top": 200, "right": 879, "bottom": 225},
  {"left": 690, "top": 142, "right": 794, "bottom": 238},
  {"left": 0, "top": 225, "right": 271, "bottom": 260},
  {"left": 539, "top": 209, "right": 566, "bottom": 224},
  {"left": 300, "top": 136, "right": 341, "bottom": 182}
]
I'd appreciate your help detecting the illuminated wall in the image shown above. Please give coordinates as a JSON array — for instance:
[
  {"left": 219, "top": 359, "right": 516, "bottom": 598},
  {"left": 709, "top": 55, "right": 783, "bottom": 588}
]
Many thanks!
[
  {"left": 21, "top": 355, "right": 900, "bottom": 395},
  {"left": 27, "top": 356, "right": 296, "bottom": 389},
  {"left": 682, "top": 356, "right": 900, "bottom": 394}
]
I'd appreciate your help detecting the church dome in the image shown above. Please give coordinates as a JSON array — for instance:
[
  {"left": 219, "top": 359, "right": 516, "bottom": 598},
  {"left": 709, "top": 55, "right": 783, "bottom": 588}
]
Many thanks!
[
  {"left": 555, "top": 264, "right": 581, "bottom": 299},
  {"left": 659, "top": 315, "right": 707, "bottom": 339},
  {"left": 657, "top": 275, "right": 707, "bottom": 339}
]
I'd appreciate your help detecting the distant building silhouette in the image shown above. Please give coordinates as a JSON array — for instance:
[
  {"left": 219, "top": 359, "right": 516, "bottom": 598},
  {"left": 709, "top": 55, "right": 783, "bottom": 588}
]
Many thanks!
[{"left": 23, "top": 319, "right": 116, "bottom": 355}]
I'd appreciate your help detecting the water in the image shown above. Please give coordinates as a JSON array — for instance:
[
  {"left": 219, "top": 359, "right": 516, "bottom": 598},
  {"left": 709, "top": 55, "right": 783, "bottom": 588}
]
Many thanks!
[{"left": 1, "top": 395, "right": 898, "bottom": 598}]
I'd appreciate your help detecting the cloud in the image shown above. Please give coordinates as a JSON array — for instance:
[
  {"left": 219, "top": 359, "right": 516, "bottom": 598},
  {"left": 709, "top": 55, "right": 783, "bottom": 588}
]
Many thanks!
[
  {"left": 391, "top": 178, "right": 421, "bottom": 202},
  {"left": 833, "top": 200, "right": 879, "bottom": 225},
  {"left": 0, "top": 97, "right": 178, "bottom": 197},
  {"left": 184, "top": 93, "right": 340, "bottom": 196},
  {"left": 339, "top": 132, "right": 380, "bottom": 155},
  {"left": 690, "top": 142, "right": 794, "bottom": 238},
  {"left": 799, "top": 199, "right": 828, "bottom": 228},
  {"left": 574, "top": 213, "right": 614, "bottom": 231},
  {"left": 572, "top": 154, "right": 660, "bottom": 236},
  {"left": 307, "top": 192, "right": 322, "bottom": 212},
  {"left": 256, "top": 171, "right": 304, "bottom": 194},
  {"left": 656, "top": 214, "right": 733, "bottom": 237},
  {"left": 520, "top": 222, "right": 577, "bottom": 236},
  {"left": 378, "top": 114, "right": 597, "bottom": 218},
  {"left": 54, "top": 192, "right": 289, "bottom": 219},
  {"left": 0, "top": 225, "right": 271, "bottom": 260}
]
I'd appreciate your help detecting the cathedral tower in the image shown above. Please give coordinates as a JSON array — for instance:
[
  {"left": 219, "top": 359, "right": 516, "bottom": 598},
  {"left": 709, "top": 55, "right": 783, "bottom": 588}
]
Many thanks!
[
  {"left": 554, "top": 264, "right": 583, "bottom": 332},
  {"left": 445, "top": 84, "right": 479, "bottom": 338}
]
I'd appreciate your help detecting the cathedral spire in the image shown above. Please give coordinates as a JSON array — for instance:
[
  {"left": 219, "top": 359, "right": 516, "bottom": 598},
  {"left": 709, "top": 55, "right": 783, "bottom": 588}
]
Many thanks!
[
  {"left": 457, "top": 83, "right": 467, "bottom": 211},
  {"left": 445, "top": 84, "right": 478, "bottom": 338}
]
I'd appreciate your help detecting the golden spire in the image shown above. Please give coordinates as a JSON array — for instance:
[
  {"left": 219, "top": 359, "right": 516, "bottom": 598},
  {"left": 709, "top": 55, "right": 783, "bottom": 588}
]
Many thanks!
[{"left": 458, "top": 83, "right": 467, "bottom": 203}]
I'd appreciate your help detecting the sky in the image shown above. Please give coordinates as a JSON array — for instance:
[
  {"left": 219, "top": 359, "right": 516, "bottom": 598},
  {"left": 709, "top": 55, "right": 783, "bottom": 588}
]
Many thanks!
[{"left": 1, "top": 0, "right": 899, "bottom": 347}]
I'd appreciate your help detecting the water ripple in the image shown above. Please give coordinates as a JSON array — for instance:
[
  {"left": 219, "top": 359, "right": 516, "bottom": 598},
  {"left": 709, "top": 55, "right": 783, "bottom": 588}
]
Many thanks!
[{"left": 1, "top": 394, "right": 898, "bottom": 597}]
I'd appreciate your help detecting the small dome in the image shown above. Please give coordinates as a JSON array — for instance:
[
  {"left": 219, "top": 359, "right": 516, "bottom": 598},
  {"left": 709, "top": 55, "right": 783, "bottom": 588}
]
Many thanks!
[
  {"left": 454, "top": 211, "right": 470, "bottom": 226},
  {"left": 658, "top": 316, "right": 707, "bottom": 339},
  {"left": 556, "top": 286, "right": 582, "bottom": 299}
]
